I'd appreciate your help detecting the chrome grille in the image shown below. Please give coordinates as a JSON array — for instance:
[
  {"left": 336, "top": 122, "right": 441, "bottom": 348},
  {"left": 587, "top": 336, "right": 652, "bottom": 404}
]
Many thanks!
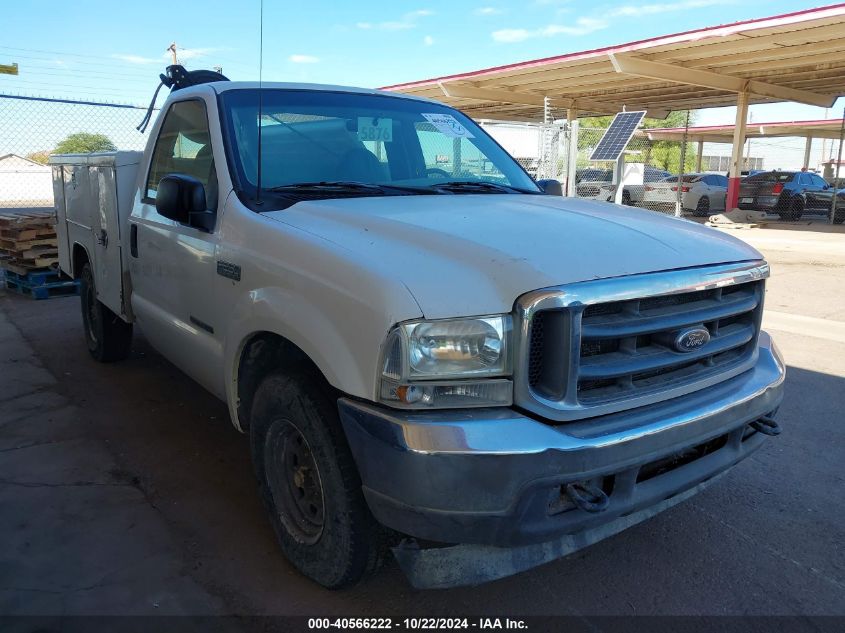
[{"left": 515, "top": 262, "right": 769, "bottom": 422}]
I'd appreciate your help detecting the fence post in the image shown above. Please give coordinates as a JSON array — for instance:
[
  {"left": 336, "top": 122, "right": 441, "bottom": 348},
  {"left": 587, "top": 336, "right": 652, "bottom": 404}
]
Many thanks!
[
  {"left": 675, "top": 110, "right": 691, "bottom": 217},
  {"left": 831, "top": 108, "right": 844, "bottom": 225},
  {"left": 566, "top": 120, "right": 579, "bottom": 197}
]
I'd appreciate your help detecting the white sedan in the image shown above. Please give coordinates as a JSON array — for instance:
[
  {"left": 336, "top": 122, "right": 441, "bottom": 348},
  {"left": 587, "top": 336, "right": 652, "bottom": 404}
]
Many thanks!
[{"left": 642, "top": 173, "right": 728, "bottom": 216}]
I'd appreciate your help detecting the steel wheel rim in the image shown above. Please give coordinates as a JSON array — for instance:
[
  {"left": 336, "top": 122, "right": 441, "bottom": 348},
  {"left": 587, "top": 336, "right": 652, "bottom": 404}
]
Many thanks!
[{"left": 265, "top": 419, "right": 325, "bottom": 545}]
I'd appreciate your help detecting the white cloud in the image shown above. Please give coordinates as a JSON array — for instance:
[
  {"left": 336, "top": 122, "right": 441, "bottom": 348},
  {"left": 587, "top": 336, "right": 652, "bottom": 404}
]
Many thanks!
[
  {"left": 356, "top": 9, "right": 433, "bottom": 31},
  {"left": 423, "top": 35, "right": 435, "bottom": 46},
  {"left": 492, "top": 17, "right": 607, "bottom": 42},
  {"left": 609, "top": 0, "right": 733, "bottom": 17},
  {"left": 112, "top": 54, "right": 159, "bottom": 65},
  {"left": 289, "top": 54, "right": 320, "bottom": 64},
  {"left": 474, "top": 6, "right": 503, "bottom": 15}
]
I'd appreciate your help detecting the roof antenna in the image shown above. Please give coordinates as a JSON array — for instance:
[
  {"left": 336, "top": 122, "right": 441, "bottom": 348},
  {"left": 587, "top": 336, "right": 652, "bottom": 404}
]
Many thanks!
[{"left": 256, "top": 0, "right": 265, "bottom": 205}]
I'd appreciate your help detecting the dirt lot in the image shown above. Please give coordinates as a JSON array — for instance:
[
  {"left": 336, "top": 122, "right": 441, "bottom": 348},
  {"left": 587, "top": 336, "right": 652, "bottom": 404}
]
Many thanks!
[{"left": 1, "top": 222, "right": 843, "bottom": 623}]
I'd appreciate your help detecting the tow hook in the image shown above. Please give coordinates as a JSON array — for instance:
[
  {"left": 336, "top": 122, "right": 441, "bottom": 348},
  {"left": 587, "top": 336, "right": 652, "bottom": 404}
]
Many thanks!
[
  {"left": 750, "top": 415, "right": 781, "bottom": 436},
  {"left": 565, "top": 481, "right": 610, "bottom": 513}
]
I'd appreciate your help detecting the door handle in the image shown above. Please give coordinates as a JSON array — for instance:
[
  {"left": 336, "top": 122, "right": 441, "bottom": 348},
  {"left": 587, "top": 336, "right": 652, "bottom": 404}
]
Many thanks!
[{"left": 130, "top": 224, "right": 138, "bottom": 258}]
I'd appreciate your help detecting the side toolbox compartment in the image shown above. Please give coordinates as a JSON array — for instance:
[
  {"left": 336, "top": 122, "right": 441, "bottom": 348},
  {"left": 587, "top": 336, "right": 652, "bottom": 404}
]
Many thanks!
[{"left": 49, "top": 152, "right": 142, "bottom": 320}]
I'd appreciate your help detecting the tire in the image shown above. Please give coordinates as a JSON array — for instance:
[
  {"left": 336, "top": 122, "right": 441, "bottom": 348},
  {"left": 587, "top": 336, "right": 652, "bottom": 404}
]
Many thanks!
[
  {"left": 621, "top": 191, "right": 632, "bottom": 206},
  {"left": 80, "top": 262, "right": 133, "bottom": 362},
  {"left": 250, "top": 370, "right": 385, "bottom": 588},
  {"left": 694, "top": 196, "right": 710, "bottom": 217},
  {"left": 781, "top": 197, "right": 804, "bottom": 221}
]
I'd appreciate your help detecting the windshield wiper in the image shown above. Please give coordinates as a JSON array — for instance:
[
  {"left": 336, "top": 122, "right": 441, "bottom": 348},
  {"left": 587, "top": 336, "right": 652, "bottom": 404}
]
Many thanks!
[
  {"left": 268, "top": 181, "right": 385, "bottom": 192},
  {"left": 426, "top": 180, "right": 539, "bottom": 194},
  {"left": 267, "top": 181, "right": 437, "bottom": 195}
]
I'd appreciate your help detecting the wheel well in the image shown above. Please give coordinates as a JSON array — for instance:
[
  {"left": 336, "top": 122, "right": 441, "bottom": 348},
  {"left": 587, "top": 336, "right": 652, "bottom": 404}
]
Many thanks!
[
  {"left": 72, "top": 243, "right": 90, "bottom": 279},
  {"left": 236, "top": 332, "right": 326, "bottom": 431}
]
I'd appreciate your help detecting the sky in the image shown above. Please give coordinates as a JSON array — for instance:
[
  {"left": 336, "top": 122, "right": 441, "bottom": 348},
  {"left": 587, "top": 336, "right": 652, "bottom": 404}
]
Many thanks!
[{"left": 1, "top": 0, "right": 843, "bottom": 168}]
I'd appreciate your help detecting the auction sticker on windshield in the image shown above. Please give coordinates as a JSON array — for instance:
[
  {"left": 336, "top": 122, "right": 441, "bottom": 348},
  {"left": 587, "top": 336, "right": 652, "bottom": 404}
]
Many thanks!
[
  {"left": 358, "top": 117, "right": 393, "bottom": 142},
  {"left": 422, "top": 113, "right": 475, "bottom": 139}
]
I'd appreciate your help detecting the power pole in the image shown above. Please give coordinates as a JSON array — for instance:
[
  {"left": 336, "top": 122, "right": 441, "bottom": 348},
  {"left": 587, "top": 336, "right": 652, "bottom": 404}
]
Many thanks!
[{"left": 167, "top": 43, "right": 178, "bottom": 65}]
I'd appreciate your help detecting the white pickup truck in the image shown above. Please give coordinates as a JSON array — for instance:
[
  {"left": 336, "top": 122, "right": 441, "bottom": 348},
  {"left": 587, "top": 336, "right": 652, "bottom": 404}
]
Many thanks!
[{"left": 50, "top": 68, "right": 785, "bottom": 589}]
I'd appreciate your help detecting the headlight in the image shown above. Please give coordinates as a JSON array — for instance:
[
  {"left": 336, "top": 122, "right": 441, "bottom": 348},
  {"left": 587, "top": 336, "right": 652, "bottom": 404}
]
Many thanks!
[{"left": 379, "top": 315, "right": 512, "bottom": 409}]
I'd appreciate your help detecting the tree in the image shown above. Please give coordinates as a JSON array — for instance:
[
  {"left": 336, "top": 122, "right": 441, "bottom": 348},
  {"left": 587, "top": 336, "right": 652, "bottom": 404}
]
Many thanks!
[
  {"left": 54, "top": 132, "right": 116, "bottom": 154},
  {"left": 26, "top": 150, "right": 52, "bottom": 165}
]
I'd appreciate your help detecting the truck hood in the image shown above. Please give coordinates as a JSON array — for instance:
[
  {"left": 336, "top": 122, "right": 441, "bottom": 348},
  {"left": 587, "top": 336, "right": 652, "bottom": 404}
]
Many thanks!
[{"left": 263, "top": 194, "right": 762, "bottom": 319}]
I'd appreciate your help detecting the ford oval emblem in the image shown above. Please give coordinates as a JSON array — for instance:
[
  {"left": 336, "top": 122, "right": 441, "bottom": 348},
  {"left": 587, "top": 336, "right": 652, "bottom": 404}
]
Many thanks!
[{"left": 674, "top": 327, "right": 710, "bottom": 353}]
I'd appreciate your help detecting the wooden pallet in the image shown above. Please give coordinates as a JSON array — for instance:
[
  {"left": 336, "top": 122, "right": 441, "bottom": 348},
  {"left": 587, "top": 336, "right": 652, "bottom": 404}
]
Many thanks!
[
  {"left": 2, "top": 268, "right": 79, "bottom": 300},
  {"left": 0, "top": 211, "right": 59, "bottom": 271}
]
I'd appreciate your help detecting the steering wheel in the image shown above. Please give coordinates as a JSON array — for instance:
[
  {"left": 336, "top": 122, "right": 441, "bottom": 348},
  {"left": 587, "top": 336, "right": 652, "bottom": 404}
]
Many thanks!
[{"left": 426, "top": 168, "right": 451, "bottom": 179}]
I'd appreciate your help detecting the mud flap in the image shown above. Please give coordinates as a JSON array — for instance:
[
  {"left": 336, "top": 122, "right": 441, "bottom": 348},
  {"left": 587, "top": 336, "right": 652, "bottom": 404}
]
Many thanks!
[{"left": 392, "top": 470, "right": 728, "bottom": 589}]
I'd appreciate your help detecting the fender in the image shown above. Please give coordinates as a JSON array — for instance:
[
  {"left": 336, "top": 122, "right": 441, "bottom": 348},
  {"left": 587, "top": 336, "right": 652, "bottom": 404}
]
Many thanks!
[{"left": 222, "top": 284, "right": 420, "bottom": 432}]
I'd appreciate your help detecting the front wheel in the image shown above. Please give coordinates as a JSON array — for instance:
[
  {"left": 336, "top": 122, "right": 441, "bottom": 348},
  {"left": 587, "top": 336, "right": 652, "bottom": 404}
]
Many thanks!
[
  {"left": 80, "top": 263, "right": 132, "bottom": 362},
  {"left": 250, "top": 370, "right": 385, "bottom": 588}
]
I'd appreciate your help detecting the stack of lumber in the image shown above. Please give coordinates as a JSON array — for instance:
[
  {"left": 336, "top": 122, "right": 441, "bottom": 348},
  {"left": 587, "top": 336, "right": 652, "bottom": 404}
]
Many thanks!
[{"left": 0, "top": 211, "right": 59, "bottom": 274}]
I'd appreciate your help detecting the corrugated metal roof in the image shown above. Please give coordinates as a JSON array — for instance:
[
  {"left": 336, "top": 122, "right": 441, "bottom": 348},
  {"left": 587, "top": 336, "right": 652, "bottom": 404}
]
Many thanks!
[{"left": 382, "top": 4, "right": 845, "bottom": 121}]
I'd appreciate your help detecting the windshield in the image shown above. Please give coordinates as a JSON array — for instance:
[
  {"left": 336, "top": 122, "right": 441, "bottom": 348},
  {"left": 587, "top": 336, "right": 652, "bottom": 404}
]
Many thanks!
[
  {"left": 745, "top": 172, "right": 793, "bottom": 183},
  {"left": 219, "top": 89, "right": 541, "bottom": 209}
]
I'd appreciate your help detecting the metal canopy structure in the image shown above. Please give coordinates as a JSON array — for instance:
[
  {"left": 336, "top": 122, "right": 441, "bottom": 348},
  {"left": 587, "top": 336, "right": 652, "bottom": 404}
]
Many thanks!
[
  {"left": 645, "top": 118, "right": 845, "bottom": 171},
  {"left": 645, "top": 119, "right": 845, "bottom": 143},
  {"left": 381, "top": 4, "right": 845, "bottom": 122},
  {"left": 382, "top": 3, "right": 845, "bottom": 209}
]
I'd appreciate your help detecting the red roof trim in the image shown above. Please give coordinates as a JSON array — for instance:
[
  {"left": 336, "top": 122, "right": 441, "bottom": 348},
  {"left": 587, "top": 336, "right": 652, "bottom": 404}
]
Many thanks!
[{"left": 380, "top": 3, "right": 845, "bottom": 91}]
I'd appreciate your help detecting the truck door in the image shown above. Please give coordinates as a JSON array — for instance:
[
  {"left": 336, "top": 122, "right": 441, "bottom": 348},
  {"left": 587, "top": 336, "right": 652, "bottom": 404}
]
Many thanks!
[{"left": 129, "top": 98, "right": 225, "bottom": 397}]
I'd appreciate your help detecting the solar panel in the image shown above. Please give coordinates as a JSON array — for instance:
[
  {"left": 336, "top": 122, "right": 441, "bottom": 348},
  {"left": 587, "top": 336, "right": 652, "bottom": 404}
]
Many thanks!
[{"left": 589, "top": 111, "right": 647, "bottom": 162}]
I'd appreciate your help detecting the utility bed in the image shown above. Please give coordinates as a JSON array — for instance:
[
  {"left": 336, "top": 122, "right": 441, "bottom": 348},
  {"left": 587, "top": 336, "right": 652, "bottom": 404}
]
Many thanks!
[{"left": 49, "top": 151, "right": 141, "bottom": 318}]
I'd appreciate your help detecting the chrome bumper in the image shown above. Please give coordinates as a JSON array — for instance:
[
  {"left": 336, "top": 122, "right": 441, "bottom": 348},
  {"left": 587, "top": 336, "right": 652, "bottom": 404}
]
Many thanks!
[{"left": 338, "top": 331, "right": 785, "bottom": 547}]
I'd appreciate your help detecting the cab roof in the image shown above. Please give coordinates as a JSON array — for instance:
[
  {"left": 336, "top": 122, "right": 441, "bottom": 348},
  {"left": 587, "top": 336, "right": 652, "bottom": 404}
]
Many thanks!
[{"left": 197, "top": 81, "right": 442, "bottom": 105}]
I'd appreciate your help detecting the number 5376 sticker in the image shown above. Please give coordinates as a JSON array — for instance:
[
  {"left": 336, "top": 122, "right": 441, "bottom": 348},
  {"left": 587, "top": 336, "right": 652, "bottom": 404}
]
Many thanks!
[{"left": 358, "top": 117, "right": 393, "bottom": 142}]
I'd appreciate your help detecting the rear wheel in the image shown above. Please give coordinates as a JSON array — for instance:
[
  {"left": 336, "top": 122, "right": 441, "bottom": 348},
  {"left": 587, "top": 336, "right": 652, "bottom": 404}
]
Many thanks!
[
  {"left": 779, "top": 197, "right": 804, "bottom": 221},
  {"left": 694, "top": 196, "right": 710, "bottom": 217},
  {"left": 80, "top": 263, "right": 132, "bottom": 362},
  {"left": 250, "top": 370, "right": 385, "bottom": 588}
]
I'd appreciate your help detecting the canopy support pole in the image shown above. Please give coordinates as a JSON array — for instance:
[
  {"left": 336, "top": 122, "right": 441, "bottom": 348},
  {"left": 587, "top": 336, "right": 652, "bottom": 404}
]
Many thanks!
[
  {"left": 803, "top": 136, "right": 813, "bottom": 170},
  {"left": 727, "top": 92, "right": 749, "bottom": 211}
]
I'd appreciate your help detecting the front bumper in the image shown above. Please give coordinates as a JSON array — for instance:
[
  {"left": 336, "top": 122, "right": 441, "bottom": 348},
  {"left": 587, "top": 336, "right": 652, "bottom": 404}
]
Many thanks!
[{"left": 338, "top": 332, "right": 785, "bottom": 548}]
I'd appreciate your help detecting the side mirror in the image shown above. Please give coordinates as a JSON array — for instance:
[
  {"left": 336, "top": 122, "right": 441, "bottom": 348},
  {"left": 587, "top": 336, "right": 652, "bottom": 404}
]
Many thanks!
[
  {"left": 155, "top": 174, "right": 214, "bottom": 232},
  {"left": 537, "top": 179, "right": 563, "bottom": 196}
]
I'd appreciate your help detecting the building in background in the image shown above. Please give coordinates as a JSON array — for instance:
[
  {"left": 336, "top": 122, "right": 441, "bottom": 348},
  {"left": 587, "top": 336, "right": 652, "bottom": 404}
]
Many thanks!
[
  {"left": 701, "top": 155, "right": 764, "bottom": 173},
  {"left": 0, "top": 154, "right": 52, "bottom": 208}
]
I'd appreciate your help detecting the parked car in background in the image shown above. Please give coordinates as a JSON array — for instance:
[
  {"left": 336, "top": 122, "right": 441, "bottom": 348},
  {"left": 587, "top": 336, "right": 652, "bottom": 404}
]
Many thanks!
[
  {"left": 575, "top": 167, "right": 614, "bottom": 200},
  {"left": 575, "top": 166, "right": 671, "bottom": 205},
  {"left": 642, "top": 173, "right": 728, "bottom": 216},
  {"left": 626, "top": 166, "right": 673, "bottom": 206},
  {"left": 738, "top": 171, "right": 833, "bottom": 220}
]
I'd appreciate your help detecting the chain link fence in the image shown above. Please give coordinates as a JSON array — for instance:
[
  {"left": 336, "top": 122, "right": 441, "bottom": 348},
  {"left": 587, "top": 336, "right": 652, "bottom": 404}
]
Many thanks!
[
  {"left": 0, "top": 94, "right": 151, "bottom": 210},
  {"left": 1, "top": 94, "right": 841, "bottom": 224},
  {"left": 482, "top": 120, "right": 700, "bottom": 215}
]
